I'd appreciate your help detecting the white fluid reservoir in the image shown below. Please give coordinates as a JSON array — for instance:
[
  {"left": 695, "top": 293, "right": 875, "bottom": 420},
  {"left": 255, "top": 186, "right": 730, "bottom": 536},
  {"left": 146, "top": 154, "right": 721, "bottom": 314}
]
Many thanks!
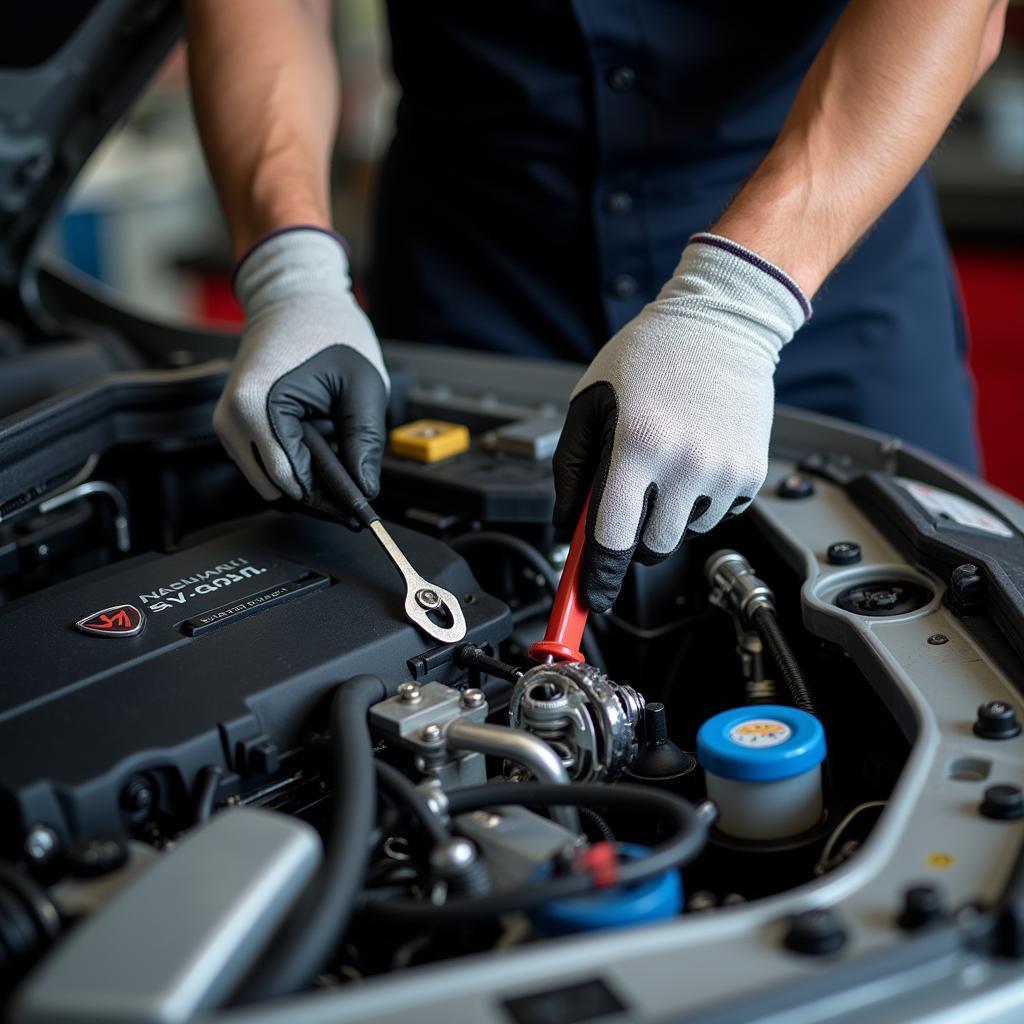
[{"left": 697, "top": 705, "right": 826, "bottom": 841}]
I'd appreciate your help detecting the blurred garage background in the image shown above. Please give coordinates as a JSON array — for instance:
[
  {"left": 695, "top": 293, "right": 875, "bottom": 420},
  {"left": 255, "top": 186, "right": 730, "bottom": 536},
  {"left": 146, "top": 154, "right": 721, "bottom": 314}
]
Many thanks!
[{"left": 48, "top": 0, "right": 1024, "bottom": 498}]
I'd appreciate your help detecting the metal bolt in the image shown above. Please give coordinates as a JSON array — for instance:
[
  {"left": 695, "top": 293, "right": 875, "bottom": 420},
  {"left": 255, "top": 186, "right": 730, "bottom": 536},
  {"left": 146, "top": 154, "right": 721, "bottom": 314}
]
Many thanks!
[
  {"left": 36, "top": 544, "right": 49, "bottom": 558},
  {"left": 121, "top": 775, "right": 154, "bottom": 816},
  {"left": 415, "top": 588, "right": 442, "bottom": 611},
  {"left": 784, "top": 908, "right": 847, "bottom": 955},
  {"left": 826, "top": 541, "right": 862, "bottom": 566},
  {"left": 398, "top": 682, "right": 422, "bottom": 704},
  {"left": 470, "top": 811, "right": 503, "bottom": 829},
  {"left": 974, "top": 701, "right": 1021, "bottom": 740},
  {"left": 981, "top": 784, "right": 1024, "bottom": 820},
  {"left": 420, "top": 724, "right": 444, "bottom": 745},
  {"left": 24, "top": 824, "right": 59, "bottom": 863},
  {"left": 461, "top": 688, "right": 486, "bottom": 709},
  {"left": 688, "top": 891, "right": 718, "bottom": 912},
  {"left": 416, "top": 780, "right": 449, "bottom": 817},
  {"left": 430, "top": 837, "right": 476, "bottom": 874},
  {"left": 927, "top": 633, "right": 949, "bottom": 646}
]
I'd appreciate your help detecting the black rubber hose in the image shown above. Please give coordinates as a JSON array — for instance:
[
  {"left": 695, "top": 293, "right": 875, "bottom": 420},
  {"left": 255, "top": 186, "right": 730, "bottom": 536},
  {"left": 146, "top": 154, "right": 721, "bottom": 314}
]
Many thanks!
[
  {"left": 578, "top": 807, "right": 616, "bottom": 844},
  {"left": 363, "top": 782, "right": 707, "bottom": 923},
  {"left": 236, "top": 675, "right": 388, "bottom": 1002},
  {"left": 375, "top": 760, "right": 450, "bottom": 847},
  {"left": 751, "top": 606, "right": 817, "bottom": 717},
  {"left": 448, "top": 531, "right": 560, "bottom": 592}
]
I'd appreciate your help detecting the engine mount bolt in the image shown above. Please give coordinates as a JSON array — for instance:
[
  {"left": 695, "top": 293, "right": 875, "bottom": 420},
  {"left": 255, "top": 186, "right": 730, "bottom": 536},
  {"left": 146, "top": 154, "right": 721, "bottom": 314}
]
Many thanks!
[
  {"left": 898, "top": 884, "right": 944, "bottom": 930},
  {"left": 784, "top": 908, "right": 847, "bottom": 956},
  {"left": 980, "top": 784, "right": 1024, "bottom": 820},
  {"left": 420, "top": 724, "right": 444, "bottom": 745},
  {"left": 826, "top": 541, "right": 862, "bottom": 566},
  {"left": 24, "top": 824, "right": 59, "bottom": 864},
  {"left": 398, "top": 682, "right": 422, "bottom": 704},
  {"left": 461, "top": 688, "right": 486, "bottom": 709},
  {"left": 415, "top": 588, "right": 442, "bottom": 611},
  {"left": 974, "top": 701, "right": 1021, "bottom": 740}
]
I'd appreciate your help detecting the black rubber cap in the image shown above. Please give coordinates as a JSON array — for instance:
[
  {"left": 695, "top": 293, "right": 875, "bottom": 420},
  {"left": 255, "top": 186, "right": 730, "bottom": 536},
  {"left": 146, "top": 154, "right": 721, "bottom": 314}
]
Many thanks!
[
  {"left": 974, "top": 701, "right": 1021, "bottom": 740},
  {"left": 777, "top": 474, "right": 815, "bottom": 499},
  {"left": 981, "top": 784, "right": 1024, "bottom": 820},
  {"left": 898, "top": 885, "right": 944, "bottom": 930},
  {"left": 827, "top": 541, "right": 862, "bottom": 566},
  {"left": 784, "top": 909, "right": 847, "bottom": 955},
  {"left": 67, "top": 835, "right": 130, "bottom": 878},
  {"left": 627, "top": 703, "right": 698, "bottom": 782}
]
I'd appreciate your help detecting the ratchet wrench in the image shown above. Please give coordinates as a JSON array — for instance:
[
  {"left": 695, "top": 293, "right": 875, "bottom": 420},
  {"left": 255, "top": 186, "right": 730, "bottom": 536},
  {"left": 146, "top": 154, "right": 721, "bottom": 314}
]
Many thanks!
[{"left": 301, "top": 423, "right": 467, "bottom": 644}]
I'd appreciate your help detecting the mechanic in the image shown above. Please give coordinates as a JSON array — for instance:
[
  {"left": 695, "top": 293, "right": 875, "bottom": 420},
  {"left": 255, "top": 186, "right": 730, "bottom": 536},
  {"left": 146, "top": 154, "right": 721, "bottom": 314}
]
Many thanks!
[{"left": 185, "top": 1, "right": 1006, "bottom": 613}]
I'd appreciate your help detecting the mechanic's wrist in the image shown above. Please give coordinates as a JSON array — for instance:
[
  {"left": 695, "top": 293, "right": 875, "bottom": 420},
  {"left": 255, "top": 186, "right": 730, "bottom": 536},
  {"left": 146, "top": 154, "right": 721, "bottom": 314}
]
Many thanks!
[
  {"left": 233, "top": 226, "right": 356, "bottom": 316},
  {"left": 656, "top": 232, "right": 812, "bottom": 361}
]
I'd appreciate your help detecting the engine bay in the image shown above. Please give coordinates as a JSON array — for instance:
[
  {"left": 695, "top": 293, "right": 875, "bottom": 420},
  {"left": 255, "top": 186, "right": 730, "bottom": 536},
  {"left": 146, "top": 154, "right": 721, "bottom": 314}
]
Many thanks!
[{"left": 1, "top": 340, "right": 1023, "bottom": 1023}]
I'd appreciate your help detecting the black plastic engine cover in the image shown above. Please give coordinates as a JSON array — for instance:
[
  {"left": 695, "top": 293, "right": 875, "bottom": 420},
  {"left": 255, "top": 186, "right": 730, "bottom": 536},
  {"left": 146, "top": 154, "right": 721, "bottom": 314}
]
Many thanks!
[{"left": 0, "top": 512, "right": 510, "bottom": 849}]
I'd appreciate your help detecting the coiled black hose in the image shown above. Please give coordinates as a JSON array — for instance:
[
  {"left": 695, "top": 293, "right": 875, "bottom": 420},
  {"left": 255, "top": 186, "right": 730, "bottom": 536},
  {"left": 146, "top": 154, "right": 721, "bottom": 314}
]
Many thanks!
[
  {"left": 751, "top": 606, "right": 817, "bottom": 717},
  {"left": 363, "top": 782, "right": 708, "bottom": 924},
  {"left": 236, "top": 675, "right": 388, "bottom": 1002}
]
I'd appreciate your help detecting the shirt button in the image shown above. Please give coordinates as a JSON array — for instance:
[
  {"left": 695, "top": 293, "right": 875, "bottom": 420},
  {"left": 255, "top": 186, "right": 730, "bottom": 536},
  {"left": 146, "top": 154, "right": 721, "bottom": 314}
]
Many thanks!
[
  {"left": 604, "top": 190, "right": 634, "bottom": 215},
  {"left": 607, "top": 66, "right": 636, "bottom": 92},
  {"left": 608, "top": 274, "right": 638, "bottom": 299}
]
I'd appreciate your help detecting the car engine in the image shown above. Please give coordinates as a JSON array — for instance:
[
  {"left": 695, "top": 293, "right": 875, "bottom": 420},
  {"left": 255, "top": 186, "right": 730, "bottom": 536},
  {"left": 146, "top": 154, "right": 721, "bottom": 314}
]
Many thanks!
[{"left": 1, "top": 339, "right": 1024, "bottom": 1024}]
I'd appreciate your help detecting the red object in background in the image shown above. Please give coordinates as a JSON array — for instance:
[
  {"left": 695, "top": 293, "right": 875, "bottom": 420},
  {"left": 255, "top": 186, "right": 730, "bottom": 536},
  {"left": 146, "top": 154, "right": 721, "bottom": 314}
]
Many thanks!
[
  {"left": 196, "top": 272, "right": 244, "bottom": 327},
  {"left": 529, "top": 494, "right": 591, "bottom": 664},
  {"left": 955, "top": 249, "right": 1024, "bottom": 500}
]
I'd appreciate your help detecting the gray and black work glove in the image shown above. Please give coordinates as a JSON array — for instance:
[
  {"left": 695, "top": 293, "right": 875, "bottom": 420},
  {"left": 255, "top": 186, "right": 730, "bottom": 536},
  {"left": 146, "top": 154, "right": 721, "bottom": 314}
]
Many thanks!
[
  {"left": 553, "top": 233, "right": 811, "bottom": 613},
  {"left": 214, "top": 227, "right": 390, "bottom": 514}
]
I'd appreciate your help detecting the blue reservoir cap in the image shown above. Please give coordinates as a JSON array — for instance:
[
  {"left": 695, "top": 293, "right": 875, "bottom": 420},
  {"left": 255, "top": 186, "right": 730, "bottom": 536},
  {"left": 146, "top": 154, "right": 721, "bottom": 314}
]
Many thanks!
[{"left": 697, "top": 705, "right": 825, "bottom": 782}]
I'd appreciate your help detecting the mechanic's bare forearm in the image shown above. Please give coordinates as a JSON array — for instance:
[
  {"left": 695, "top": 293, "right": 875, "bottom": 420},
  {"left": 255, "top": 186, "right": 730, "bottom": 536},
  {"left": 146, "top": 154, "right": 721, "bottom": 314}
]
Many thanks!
[
  {"left": 185, "top": 0, "right": 338, "bottom": 256},
  {"left": 712, "top": 0, "right": 1006, "bottom": 297}
]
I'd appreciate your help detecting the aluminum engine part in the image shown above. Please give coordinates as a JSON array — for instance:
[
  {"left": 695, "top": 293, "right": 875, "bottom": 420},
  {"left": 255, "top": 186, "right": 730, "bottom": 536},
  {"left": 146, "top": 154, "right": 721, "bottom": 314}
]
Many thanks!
[{"left": 508, "top": 662, "right": 645, "bottom": 782}]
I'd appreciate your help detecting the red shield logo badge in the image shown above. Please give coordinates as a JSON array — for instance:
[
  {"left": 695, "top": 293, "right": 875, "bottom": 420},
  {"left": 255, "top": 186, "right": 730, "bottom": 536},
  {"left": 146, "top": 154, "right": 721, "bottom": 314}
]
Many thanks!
[{"left": 75, "top": 604, "right": 145, "bottom": 638}]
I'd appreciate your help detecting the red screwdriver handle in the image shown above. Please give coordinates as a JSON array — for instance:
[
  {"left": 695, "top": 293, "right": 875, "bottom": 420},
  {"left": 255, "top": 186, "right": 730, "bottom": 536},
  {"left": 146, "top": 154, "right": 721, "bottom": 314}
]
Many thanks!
[{"left": 529, "top": 493, "right": 591, "bottom": 664}]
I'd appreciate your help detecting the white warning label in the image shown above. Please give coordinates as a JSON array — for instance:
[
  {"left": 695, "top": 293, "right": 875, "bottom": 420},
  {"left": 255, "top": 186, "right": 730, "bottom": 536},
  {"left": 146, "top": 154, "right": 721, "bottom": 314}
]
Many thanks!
[
  {"left": 728, "top": 719, "right": 792, "bottom": 748},
  {"left": 897, "top": 479, "right": 1013, "bottom": 538}
]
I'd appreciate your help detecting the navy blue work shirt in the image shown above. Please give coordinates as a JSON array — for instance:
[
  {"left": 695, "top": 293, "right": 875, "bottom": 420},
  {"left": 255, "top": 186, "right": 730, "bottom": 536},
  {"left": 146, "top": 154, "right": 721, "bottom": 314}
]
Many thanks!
[{"left": 368, "top": 1, "right": 978, "bottom": 471}]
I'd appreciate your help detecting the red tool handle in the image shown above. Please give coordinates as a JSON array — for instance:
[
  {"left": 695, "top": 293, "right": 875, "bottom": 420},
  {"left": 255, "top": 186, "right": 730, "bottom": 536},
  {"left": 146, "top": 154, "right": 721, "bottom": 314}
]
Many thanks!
[{"left": 529, "top": 494, "right": 591, "bottom": 664}]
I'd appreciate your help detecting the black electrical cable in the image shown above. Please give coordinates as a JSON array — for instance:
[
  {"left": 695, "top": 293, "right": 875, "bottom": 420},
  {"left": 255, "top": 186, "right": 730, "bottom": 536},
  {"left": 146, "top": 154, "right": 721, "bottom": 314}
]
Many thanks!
[
  {"left": 193, "top": 765, "right": 224, "bottom": 824},
  {"left": 363, "top": 782, "right": 707, "bottom": 924},
  {"left": 235, "top": 675, "right": 388, "bottom": 1002},
  {"left": 751, "top": 606, "right": 817, "bottom": 717},
  {"left": 374, "top": 760, "right": 450, "bottom": 847},
  {"left": 449, "top": 532, "right": 560, "bottom": 592}
]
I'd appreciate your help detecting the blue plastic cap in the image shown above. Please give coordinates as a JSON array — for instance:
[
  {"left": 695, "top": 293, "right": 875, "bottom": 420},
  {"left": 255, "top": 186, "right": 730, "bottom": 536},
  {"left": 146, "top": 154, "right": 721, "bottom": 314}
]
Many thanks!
[
  {"left": 697, "top": 705, "right": 825, "bottom": 782},
  {"left": 529, "top": 844, "right": 683, "bottom": 936}
]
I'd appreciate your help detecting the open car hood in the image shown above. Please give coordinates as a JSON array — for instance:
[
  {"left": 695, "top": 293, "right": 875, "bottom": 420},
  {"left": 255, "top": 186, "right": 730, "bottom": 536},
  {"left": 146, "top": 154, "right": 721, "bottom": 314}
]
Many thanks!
[{"left": 0, "top": 0, "right": 181, "bottom": 329}]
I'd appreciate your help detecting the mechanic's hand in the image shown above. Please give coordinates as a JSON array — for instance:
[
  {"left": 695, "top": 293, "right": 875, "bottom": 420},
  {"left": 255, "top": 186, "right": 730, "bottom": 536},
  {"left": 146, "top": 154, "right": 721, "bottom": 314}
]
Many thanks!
[
  {"left": 553, "top": 233, "right": 811, "bottom": 612},
  {"left": 214, "top": 227, "right": 390, "bottom": 512}
]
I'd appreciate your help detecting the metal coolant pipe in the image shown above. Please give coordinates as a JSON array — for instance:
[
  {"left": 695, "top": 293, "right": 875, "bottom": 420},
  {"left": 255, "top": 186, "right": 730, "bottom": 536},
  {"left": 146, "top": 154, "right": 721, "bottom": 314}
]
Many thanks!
[{"left": 444, "top": 719, "right": 581, "bottom": 833}]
